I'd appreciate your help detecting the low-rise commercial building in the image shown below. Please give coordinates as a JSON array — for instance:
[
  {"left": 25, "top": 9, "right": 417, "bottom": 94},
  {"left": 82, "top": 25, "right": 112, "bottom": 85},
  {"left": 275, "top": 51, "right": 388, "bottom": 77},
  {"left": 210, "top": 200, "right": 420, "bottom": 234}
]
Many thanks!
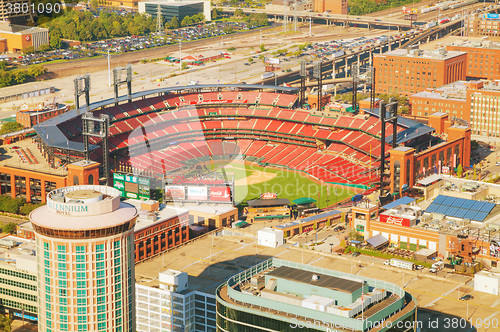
[
  {"left": 409, "top": 80, "right": 500, "bottom": 137},
  {"left": 374, "top": 48, "right": 467, "bottom": 96},
  {"left": 0, "top": 22, "right": 48, "bottom": 53},
  {"left": 216, "top": 258, "right": 417, "bottom": 331},
  {"left": 136, "top": 269, "right": 217, "bottom": 332},
  {"left": 16, "top": 103, "right": 69, "bottom": 128},
  {"left": 466, "top": 14, "right": 500, "bottom": 39},
  {"left": 0, "top": 236, "right": 38, "bottom": 322},
  {"left": 138, "top": 0, "right": 211, "bottom": 23},
  {"left": 313, "top": 0, "right": 347, "bottom": 15}
]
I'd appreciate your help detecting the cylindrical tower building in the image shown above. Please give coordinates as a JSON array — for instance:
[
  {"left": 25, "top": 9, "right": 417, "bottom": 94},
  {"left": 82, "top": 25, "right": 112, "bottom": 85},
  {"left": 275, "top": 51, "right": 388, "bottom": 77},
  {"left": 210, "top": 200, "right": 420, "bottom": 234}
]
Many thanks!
[{"left": 30, "top": 185, "right": 138, "bottom": 332}]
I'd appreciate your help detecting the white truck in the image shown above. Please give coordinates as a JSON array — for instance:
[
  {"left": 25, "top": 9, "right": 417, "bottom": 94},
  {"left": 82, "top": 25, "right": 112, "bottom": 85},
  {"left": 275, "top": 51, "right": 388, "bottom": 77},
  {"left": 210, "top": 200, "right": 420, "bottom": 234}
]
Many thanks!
[
  {"left": 384, "top": 258, "right": 415, "bottom": 270},
  {"left": 261, "top": 72, "right": 275, "bottom": 80}
]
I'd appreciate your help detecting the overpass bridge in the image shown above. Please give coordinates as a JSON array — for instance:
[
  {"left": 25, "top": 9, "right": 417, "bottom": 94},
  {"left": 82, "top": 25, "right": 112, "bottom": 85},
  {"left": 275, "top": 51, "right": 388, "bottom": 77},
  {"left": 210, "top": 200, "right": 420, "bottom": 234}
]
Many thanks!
[{"left": 220, "top": 7, "right": 414, "bottom": 30}]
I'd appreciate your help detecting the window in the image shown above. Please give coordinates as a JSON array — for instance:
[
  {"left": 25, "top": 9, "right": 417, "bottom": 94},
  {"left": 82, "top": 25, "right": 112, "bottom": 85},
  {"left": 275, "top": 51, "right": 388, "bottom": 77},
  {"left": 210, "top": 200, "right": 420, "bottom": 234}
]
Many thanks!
[
  {"left": 77, "top": 299, "right": 86, "bottom": 306},
  {"left": 88, "top": 174, "right": 94, "bottom": 184},
  {"left": 96, "top": 253, "right": 104, "bottom": 261},
  {"left": 98, "top": 305, "right": 106, "bottom": 313},
  {"left": 356, "top": 225, "right": 365, "bottom": 232},
  {"left": 96, "top": 270, "right": 105, "bottom": 279},
  {"left": 76, "top": 264, "right": 85, "bottom": 271},
  {"left": 96, "top": 262, "right": 105, "bottom": 270},
  {"left": 77, "top": 290, "right": 86, "bottom": 297},
  {"left": 73, "top": 175, "right": 79, "bottom": 185},
  {"left": 77, "top": 281, "right": 86, "bottom": 289},
  {"left": 77, "top": 272, "right": 85, "bottom": 280},
  {"left": 76, "top": 246, "right": 85, "bottom": 253},
  {"left": 77, "top": 307, "right": 87, "bottom": 315},
  {"left": 57, "top": 245, "right": 66, "bottom": 253},
  {"left": 78, "top": 324, "right": 88, "bottom": 332}
]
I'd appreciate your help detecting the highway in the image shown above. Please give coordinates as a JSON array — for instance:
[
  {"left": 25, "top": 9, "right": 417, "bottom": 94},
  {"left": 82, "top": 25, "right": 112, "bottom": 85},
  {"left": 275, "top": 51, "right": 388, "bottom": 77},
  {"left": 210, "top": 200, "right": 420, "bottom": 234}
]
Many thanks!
[{"left": 220, "top": 6, "right": 413, "bottom": 28}]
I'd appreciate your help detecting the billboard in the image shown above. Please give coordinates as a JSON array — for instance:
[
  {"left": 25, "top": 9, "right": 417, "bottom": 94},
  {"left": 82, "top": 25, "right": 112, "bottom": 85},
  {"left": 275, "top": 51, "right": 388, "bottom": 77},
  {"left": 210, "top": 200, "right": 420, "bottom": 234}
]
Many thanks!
[
  {"left": 379, "top": 214, "right": 411, "bottom": 227},
  {"left": 165, "top": 186, "right": 186, "bottom": 200},
  {"left": 210, "top": 187, "right": 231, "bottom": 201},
  {"left": 113, "top": 172, "right": 151, "bottom": 199},
  {"left": 187, "top": 187, "right": 207, "bottom": 200},
  {"left": 485, "top": 13, "right": 500, "bottom": 20},
  {"left": 260, "top": 192, "right": 277, "bottom": 199},
  {"left": 265, "top": 57, "right": 280, "bottom": 65},
  {"left": 490, "top": 240, "right": 500, "bottom": 258},
  {"left": 175, "top": 100, "right": 248, "bottom": 107}
]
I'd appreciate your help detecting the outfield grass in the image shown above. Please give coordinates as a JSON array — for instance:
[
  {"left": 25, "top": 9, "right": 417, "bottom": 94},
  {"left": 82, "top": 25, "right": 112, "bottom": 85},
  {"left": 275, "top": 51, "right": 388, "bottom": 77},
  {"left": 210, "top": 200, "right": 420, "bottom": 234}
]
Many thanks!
[{"left": 213, "top": 161, "right": 356, "bottom": 208}]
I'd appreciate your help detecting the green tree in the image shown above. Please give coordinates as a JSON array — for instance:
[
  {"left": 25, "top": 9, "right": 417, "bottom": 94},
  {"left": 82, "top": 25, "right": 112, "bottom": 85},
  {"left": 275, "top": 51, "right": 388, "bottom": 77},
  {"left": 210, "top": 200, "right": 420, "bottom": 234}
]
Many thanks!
[
  {"left": 234, "top": 8, "right": 244, "bottom": 16},
  {"left": 27, "top": 65, "right": 46, "bottom": 77},
  {"left": 38, "top": 44, "right": 50, "bottom": 52},
  {"left": 0, "top": 61, "right": 6, "bottom": 71},
  {"left": 212, "top": 8, "right": 218, "bottom": 20},
  {"left": 12, "top": 69, "right": 28, "bottom": 84},
  {"left": 248, "top": 57, "right": 253, "bottom": 63},
  {"left": 259, "top": 44, "right": 266, "bottom": 52},
  {"left": 21, "top": 46, "right": 35, "bottom": 54},
  {"left": 181, "top": 61, "right": 187, "bottom": 70},
  {"left": 49, "top": 32, "right": 62, "bottom": 49},
  {"left": 399, "top": 105, "right": 409, "bottom": 115},
  {"left": 2, "top": 222, "right": 17, "bottom": 235},
  {"left": 170, "top": 16, "right": 179, "bottom": 29},
  {"left": 20, "top": 203, "right": 43, "bottom": 216},
  {"left": 91, "top": 0, "right": 99, "bottom": 10},
  {"left": 0, "top": 314, "right": 12, "bottom": 332},
  {"left": 457, "top": 164, "right": 463, "bottom": 178},
  {"left": 0, "top": 122, "right": 24, "bottom": 134}
]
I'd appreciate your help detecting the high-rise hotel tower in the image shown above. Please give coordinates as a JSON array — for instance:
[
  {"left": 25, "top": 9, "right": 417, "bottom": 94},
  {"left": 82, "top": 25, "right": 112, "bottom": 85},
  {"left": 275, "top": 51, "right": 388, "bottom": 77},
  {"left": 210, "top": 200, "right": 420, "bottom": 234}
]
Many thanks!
[{"left": 30, "top": 185, "right": 138, "bottom": 332}]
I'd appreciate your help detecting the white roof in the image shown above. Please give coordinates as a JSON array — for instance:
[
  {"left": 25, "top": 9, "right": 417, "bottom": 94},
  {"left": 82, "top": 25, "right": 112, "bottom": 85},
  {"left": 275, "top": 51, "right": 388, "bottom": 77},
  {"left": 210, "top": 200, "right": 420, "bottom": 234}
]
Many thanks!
[
  {"left": 258, "top": 227, "right": 283, "bottom": 234},
  {"left": 417, "top": 174, "right": 443, "bottom": 186},
  {"left": 30, "top": 202, "right": 137, "bottom": 230},
  {"left": 414, "top": 248, "right": 436, "bottom": 257},
  {"left": 302, "top": 295, "right": 335, "bottom": 306}
]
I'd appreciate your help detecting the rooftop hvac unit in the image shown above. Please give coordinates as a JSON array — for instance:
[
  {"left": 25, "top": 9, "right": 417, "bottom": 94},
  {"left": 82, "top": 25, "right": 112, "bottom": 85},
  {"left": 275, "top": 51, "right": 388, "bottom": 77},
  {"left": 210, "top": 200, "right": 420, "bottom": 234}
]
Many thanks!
[
  {"left": 432, "top": 212, "right": 445, "bottom": 220},
  {"left": 456, "top": 219, "right": 471, "bottom": 227}
]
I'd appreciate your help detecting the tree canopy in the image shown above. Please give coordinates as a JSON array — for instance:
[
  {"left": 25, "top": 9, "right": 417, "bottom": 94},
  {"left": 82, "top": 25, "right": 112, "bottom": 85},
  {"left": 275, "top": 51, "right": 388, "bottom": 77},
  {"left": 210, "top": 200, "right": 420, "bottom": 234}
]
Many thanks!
[
  {"left": 0, "top": 122, "right": 24, "bottom": 134},
  {"left": 43, "top": 10, "right": 155, "bottom": 41}
]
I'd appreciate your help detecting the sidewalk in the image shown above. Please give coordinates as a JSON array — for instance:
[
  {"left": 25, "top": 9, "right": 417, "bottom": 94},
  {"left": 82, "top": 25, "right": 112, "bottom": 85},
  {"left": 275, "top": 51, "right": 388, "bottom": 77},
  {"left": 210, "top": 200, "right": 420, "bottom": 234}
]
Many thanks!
[{"left": 11, "top": 319, "right": 37, "bottom": 331}]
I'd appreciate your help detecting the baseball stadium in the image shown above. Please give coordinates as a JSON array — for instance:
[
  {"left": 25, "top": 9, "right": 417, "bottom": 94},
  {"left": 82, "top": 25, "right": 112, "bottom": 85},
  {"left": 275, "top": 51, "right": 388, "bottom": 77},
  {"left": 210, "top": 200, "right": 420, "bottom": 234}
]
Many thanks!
[{"left": 1, "top": 82, "right": 470, "bottom": 215}]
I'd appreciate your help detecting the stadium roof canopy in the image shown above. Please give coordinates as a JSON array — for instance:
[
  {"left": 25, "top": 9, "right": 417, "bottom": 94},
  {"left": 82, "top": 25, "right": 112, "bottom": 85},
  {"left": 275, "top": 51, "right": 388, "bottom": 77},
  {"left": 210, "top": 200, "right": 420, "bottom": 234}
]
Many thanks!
[
  {"left": 34, "top": 84, "right": 300, "bottom": 152},
  {"left": 364, "top": 108, "right": 435, "bottom": 144},
  {"left": 425, "top": 195, "right": 495, "bottom": 222}
]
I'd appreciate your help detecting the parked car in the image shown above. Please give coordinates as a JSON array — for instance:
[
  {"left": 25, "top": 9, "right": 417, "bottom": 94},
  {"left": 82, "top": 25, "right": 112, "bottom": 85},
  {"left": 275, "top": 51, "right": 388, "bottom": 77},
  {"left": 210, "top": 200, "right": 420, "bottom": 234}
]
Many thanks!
[
  {"left": 352, "top": 252, "right": 361, "bottom": 257},
  {"left": 460, "top": 295, "right": 474, "bottom": 301}
]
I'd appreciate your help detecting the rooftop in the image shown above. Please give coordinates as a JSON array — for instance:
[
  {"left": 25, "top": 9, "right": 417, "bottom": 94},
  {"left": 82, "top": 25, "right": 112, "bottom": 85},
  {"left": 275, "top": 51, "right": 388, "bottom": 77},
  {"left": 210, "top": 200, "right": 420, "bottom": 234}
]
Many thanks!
[
  {"left": 449, "top": 39, "right": 500, "bottom": 49},
  {"left": 0, "top": 235, "right": 37, "bottom": 274},
  {"left": 30, "top": 185, "right": 138, "bottom": 230},
  {"left": 267, "top": 266, "right": 363, "bottom": 294},
  {"left": 377, "top": 48, "right": 467, "bottom": 61},
  {"left": 411, "top": 81, "right": 467, "bottom": 101},
  {"left": 125, "top": 200, "right": 189, "bottom": 232}
]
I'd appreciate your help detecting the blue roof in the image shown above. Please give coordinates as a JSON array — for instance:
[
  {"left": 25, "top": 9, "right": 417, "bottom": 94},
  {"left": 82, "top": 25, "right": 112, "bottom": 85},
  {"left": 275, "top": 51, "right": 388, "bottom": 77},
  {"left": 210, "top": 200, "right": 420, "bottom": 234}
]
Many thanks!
[
  {"left": 382, "top": 196, "right": 415, "bottom": 210},
  {"left": 425, "top": 195, "right": 495, "bottom": 222}
]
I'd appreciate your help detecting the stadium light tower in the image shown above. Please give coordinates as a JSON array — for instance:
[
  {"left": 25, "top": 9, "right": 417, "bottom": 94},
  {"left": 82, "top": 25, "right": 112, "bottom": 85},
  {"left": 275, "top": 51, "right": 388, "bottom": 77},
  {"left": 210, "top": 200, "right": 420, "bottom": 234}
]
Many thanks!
[
  {"left": 73, "top": 73, "right": 91, "bottom": 115},
  {"left": 378, "top": 98, "right": 399, "bottom": 198},
  {"left": 351, "top": 63, "right": 359, "bottom": 113},
  {"left": 113, "top": 65, "right": 133, "bottom": 105},
  {"left": 299, "top": 60, "right": 307, "bottom": 105},
  {"left": 313, "top": 61, "right": 323, "bottom": 110}
]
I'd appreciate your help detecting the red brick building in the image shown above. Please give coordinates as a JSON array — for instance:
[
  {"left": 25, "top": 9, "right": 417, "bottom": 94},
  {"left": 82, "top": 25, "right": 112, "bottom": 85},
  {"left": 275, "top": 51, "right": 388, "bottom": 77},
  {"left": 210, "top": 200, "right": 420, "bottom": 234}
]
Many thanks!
[
  {"left": 16, "top": 103, "right": 69, "bottom": 128},
  {"left": 374, "top": 48, "right": 467, "bottom": 96},
  {"left": 446, "top": 39, "right": 500, "bottom": 80},
  {"left": 134, "top": 209, "right": 190, "bottom": 263}
]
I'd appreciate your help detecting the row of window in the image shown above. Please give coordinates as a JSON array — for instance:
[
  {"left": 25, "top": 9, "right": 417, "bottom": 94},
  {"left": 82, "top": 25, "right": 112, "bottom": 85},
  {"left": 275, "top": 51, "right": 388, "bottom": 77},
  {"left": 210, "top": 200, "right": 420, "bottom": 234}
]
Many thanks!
[
  {"left": 0, "top": 268, "right": 36, "bottom": 281},
  {"left": 0, "top": 298, "right": 37, "bottom": 314},
  {"left": 0, "top": 287, "right": 36, "bottom": 302}
]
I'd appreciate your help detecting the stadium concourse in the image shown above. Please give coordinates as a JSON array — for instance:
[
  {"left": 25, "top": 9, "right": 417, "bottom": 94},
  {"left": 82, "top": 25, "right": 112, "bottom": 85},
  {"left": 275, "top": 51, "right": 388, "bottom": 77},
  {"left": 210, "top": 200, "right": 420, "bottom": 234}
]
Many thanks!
[{"left": 34, "top": 84, "right": 430, "bottom": 190}]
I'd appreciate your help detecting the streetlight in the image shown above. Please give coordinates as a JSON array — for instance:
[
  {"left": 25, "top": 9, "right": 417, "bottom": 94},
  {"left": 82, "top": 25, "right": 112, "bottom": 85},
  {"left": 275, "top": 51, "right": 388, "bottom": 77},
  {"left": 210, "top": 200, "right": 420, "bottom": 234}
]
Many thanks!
[{"left": 330, "top": 243, "right": 333, "bottom": 254}]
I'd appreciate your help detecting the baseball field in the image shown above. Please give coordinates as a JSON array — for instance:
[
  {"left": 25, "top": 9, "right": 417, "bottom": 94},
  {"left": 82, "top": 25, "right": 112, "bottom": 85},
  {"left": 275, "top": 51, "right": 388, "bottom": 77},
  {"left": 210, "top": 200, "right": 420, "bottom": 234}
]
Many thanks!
[{"left": 211, "top": 161, "right": 358, "bottom": 208}]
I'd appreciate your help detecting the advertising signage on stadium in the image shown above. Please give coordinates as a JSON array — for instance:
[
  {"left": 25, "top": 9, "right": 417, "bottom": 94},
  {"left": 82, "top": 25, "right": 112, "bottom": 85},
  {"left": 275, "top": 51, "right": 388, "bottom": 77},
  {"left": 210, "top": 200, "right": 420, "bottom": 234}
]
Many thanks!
[
  {"left": 188, "top": 187, "right": 208, "bottom": 200},
  {"left": 113, "top": 172, "right": 152, "bottom": 199},
  {"left": 379, "top": 214, "right": 411, "bottom": 227},
  {"left": 176, "top": 100, "right": 248, "bottom": 106},
  {"left": 210, "top": 187, "right": 231, "bottom": 201},
  {"left": 260, "top": 192, "right": 278, "bottom": 199},
  {"left": 490, "top": 240, "right": 500, "bottom": 258},
  {"left": 165, "top": 186, "right": 186, "bottom": 200}
]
